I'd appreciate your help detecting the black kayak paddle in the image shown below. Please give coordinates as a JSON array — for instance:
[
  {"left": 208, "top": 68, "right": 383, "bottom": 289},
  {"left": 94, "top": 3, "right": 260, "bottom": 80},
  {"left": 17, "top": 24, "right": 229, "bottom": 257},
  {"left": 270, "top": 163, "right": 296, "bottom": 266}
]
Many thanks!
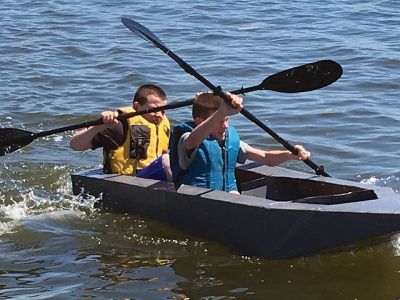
[{"left": 121, "top": 17, "right": 342, "bottom": 176}]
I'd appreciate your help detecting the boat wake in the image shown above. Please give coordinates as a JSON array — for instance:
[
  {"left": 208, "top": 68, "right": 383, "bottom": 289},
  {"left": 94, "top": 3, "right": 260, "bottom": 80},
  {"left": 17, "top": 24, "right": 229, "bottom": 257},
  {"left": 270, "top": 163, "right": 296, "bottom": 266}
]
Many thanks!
[
  {"left": 0, "top": 181, "right": 100, "bottom": 238},
  {"left": 0, "top": 201, "right": 27, "bottom": 236},
  {"left": 360, "top": 174, "right": 400, "bottom": 255}
]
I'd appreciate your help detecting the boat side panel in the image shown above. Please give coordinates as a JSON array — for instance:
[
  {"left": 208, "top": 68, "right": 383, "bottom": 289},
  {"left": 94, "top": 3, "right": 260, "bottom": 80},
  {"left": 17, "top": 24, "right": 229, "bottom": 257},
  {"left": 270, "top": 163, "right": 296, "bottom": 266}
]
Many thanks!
[{"left": 71, "top": 173, "right": 400, "bottom": 258}]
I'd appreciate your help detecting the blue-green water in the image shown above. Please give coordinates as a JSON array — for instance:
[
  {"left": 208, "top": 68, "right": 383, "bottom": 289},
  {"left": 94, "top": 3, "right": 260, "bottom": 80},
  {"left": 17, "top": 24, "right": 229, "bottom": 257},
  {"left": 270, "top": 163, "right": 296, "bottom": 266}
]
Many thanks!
[{"left": 1, "top": 0, "right": 400, "bottom": 299}]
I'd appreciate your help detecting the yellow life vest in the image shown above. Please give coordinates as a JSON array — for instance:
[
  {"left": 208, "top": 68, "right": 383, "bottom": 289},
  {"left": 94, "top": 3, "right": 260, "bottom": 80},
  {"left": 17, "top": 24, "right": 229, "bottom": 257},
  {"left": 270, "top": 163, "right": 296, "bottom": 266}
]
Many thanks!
[{"left": 104, "top": 106, "right": 170, "bottom": 175}]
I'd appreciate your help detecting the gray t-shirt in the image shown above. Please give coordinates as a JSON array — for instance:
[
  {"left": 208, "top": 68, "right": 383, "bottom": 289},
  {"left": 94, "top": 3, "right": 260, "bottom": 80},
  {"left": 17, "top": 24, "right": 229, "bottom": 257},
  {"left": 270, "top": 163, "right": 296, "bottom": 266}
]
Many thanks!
[{"left": 177, "top": 132, "right": 251, "bottom": 170}]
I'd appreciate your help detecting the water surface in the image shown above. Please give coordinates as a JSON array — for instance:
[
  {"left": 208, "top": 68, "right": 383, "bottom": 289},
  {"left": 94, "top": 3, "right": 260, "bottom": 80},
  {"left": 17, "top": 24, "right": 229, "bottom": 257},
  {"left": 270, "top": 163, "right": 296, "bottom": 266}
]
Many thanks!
[{"left": 1, "top": 0, "right": 400, "bottom": 299}]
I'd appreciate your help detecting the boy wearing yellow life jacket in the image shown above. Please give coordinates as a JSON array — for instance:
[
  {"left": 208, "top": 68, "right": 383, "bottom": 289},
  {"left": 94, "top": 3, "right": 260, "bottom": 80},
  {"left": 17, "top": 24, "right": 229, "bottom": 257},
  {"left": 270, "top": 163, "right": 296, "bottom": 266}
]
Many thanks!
[{"left": 70, "top": 84, "right": 171, "bottom": 181}]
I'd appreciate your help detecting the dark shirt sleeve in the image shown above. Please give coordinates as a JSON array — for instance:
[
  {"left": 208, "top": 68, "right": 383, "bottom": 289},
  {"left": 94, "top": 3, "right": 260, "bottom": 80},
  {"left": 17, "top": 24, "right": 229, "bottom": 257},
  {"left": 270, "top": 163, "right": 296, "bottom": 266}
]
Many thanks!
[{"left": 91, "top": 122, "right": 125, "bottom": 150}]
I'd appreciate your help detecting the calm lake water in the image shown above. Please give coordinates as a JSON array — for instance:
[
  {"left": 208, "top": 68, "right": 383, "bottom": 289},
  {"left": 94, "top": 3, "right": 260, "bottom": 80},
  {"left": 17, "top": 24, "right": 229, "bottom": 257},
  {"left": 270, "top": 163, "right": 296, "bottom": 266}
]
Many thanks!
[{"left": 1, "top": 0, "right": 400, "bottom": 299}]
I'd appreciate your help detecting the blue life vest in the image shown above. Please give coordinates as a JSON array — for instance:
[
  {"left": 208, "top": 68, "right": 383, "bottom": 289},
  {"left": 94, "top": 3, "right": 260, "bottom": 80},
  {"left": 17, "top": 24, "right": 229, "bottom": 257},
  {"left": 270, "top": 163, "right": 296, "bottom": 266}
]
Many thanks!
[{"left": 169, "top": 121, "right": 240, "bottom": 192}]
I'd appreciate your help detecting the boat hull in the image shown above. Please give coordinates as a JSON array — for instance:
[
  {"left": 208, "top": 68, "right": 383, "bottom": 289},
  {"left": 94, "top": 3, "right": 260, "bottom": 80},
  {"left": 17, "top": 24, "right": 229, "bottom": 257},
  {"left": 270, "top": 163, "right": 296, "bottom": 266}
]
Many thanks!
[{"left": 71, "top": 162, "right": 400, "bottom": 258}]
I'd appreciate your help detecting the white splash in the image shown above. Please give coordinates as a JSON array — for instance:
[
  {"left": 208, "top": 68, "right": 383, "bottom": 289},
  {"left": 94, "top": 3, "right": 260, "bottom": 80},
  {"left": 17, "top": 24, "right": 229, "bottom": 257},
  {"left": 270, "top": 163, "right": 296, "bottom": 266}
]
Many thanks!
[
  {"left": 361, "top": 175, "right": 400, "bottom": 193},
  {"left": 0, "top": 199, "right": 28, "bottom": 236},
  {"left": 53, "top": 135, "right": 63, "bottom": 142},
  {"left": 0, "top": 185, "right": 99, "bottom": 238}
]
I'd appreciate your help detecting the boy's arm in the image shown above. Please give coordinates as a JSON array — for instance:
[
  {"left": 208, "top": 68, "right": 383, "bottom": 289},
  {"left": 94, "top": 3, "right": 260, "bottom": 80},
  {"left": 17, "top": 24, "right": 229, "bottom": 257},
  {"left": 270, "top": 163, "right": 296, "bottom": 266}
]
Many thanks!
[
  {"left": 185, "top": 109, "right": 226, "bottom": 151},
  {"left": 185, "top": 93, "right": 243, "bottom": 151},
  {"left": 70, "top": 111, "right": 119, "bottom": 151},
  {"left": 244, "top": 144, "right": 310, "bottom": 166}
]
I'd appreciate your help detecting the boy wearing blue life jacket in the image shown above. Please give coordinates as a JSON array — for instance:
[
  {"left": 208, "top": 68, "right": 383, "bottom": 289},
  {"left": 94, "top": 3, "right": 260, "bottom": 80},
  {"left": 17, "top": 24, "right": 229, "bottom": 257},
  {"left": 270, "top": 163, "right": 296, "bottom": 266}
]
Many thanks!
[
  {"left": 70, "top": 84, "right": 171, "bottom": 181},
  {"left": 169, "top": 92, "right": 310, "bottom": 193}
]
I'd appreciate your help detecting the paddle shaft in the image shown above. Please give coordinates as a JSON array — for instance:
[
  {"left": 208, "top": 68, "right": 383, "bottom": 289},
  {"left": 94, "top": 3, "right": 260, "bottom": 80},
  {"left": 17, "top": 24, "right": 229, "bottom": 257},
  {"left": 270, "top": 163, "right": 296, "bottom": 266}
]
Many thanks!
[
  {"left": 0, "top": 98, "right": 194, "bottom": 147},
  {"left": 123, "top": 18, "right": 329, "bottom": 177}
]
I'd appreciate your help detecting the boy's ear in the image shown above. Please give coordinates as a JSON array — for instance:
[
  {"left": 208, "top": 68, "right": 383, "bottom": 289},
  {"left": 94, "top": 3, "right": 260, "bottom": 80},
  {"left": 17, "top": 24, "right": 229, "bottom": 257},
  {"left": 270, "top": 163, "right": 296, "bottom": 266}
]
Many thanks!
[
  {"left": 194, "top": 116, "right": 205, "bottom": 126},
  {"left": 132, "top": 101, "right": 140, "bottom": 111}
]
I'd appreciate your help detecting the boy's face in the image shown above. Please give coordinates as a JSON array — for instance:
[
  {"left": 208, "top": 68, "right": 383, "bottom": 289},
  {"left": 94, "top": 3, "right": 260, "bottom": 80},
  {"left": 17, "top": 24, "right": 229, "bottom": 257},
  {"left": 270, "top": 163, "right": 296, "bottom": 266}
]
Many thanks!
[
  {"left": 133, "top": 94, "right": 167, "bottom": 125},
  {"left": 196, "top": 113, "right": 229, "bottom": 141},
  {"left": 210, "top": 116, "right": 228, "bottom": 141}
]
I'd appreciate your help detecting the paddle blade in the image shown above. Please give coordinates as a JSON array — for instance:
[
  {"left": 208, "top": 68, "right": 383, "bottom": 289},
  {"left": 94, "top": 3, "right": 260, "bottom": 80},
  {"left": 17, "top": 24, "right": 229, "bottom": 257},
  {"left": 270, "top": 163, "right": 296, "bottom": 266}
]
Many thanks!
[
  {"left": 121, "top": 17, "right": 166, "bottom": 47},
  {"left": 0, "top": 128, "right": 35, "bottom": 156},
  {"left": 261, "top": 60, "right": 343, "bottom": 93}
]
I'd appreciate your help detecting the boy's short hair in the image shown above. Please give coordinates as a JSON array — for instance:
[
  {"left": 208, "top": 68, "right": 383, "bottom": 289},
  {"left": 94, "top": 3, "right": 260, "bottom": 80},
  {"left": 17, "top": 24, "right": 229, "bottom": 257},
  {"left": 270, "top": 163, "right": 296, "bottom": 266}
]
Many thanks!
[
  {"left": 192, "top": 93, "right": 221, "bottom": 119},
  {"left": 133, "top": 84, "right": 167, "bottom": 105}
]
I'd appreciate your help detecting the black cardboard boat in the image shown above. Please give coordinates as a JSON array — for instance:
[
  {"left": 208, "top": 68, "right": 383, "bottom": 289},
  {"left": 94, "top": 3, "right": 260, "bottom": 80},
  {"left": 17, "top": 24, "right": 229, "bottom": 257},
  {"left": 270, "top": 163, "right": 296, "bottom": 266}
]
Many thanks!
[{"left": 71, "top": 161, "right": 400, "bottom": 259}]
